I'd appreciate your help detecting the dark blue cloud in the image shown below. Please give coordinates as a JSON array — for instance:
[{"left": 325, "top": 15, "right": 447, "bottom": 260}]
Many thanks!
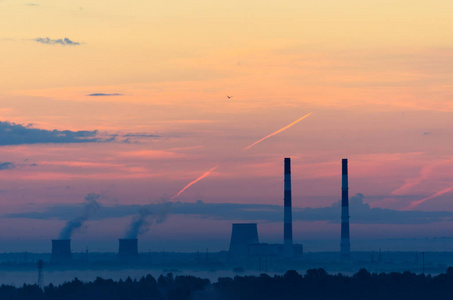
[
  {"left": 87, "top": 93, "right": 123, "bottom": 97},
  {"left": 0, "top": 162, "right": 15, "bottom": 170},
  {"left": 35, "top": 37, "right": 81, "bottom": 46},
  {"left": 4, "top": 194, "right": 453, "bottom": 225},
  {"left": 0, "top": 121, "right": 106, "bottom": 145},
  {"left": 0, "top": 121, "right": 161, "bottom": 146}
]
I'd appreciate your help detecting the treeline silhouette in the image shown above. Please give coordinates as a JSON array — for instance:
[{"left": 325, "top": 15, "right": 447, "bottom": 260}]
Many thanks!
[{"left": 3, "top": 268, "right": 453, "bottom": 300}]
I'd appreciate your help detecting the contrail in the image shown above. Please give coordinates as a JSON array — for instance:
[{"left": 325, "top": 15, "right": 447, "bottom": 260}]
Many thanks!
[
  {"left": 406, "top": 185, "right": 453, "bottom": 210},
  {"left": 171, "top": 112, "right": 312, "bottom": 200},
  {"left": 171, "top": 165, "right": 220, "bottom": 200},
  {"left": 241, "top": 112, "right": 312, "bottom": 151},
  {"left": 391, "top": 163, "right": 438, "bottom": 196}
]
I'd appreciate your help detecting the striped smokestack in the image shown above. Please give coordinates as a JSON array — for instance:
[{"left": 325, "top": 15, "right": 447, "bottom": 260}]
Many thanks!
[
  {"left": 284, "top": 157, "right": 293, "bottom": 257},
  {"left": 341, "top": 158, "right": 351, "bottom": 259}
]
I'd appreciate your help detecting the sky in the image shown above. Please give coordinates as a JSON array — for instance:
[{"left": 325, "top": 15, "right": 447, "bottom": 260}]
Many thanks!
[{"left": 0, "top": 0, "right": 453, "bottom": 252}]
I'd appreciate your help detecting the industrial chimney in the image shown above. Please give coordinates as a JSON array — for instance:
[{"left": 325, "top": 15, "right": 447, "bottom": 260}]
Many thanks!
[
  {"left": 51, "top": 239, "right": 72, "bottom": 263},
  {"left": 341, "top": 158, "right": 351, "bottom": 259},
  {"left": 118, "top": 238, "right": 139, "bottom": 260},
  {"left": 284, "top": 157, "right": 293, "bottom": 257}
]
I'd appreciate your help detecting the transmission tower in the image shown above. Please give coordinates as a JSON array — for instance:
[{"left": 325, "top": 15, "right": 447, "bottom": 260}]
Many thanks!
[{"left": 37, "top": 259, "right": 44, "bottom": 288}]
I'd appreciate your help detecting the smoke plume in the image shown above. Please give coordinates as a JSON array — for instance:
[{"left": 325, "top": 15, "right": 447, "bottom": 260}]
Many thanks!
[
  {"left": 125, "top": 202, "right": 172, "bottom": 238},
  {"left": 58, "top": 193, "right": 101, "bottom": 239}
]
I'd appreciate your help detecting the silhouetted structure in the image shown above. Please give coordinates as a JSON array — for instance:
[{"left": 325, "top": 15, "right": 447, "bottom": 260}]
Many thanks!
[
  {"left": 37, "top": 259, "right": 44, "bottom": 288},
  {"left": 284, "top": 157, "right": 293, "bottom": 257},
  {"left": 118, "top": 239, "right": 139, "bottom": 260},
  {"left": 51, "top": 239, "right": 72, "bottom": 263},
  {"left": 341, "top": 158, "right": 351, "bottom": 259},
  {"left": 228, "top": 158, "right": 303, "bottom": 261},
  {"left": 229, "top": 223, "right": 259, "bottom": 258}
]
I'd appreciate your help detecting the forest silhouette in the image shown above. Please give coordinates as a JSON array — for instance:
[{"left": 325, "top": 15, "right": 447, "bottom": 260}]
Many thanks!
[{"left": 2, "top": 267, "right": 453, "bottom": 299}]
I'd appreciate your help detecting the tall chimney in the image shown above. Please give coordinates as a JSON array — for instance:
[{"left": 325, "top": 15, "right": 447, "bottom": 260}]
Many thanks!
[
  {"left": 341, "top": 158, "right": 351, "bottom": 259},
  {"left": 284, "top": 157, "right": 293, "bottom": 257}
]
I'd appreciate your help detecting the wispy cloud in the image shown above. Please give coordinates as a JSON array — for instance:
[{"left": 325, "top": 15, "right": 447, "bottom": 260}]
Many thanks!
[
  {"left": 5, "top": 194, "right": 453, "bottom": 225},
  {"left": 123, "top": 133, "right": 160, "bottom": 138},
  {"left": 87, "top": 93, "right": 123, "bottom": 97},
  {"left": 25, "top": 3, "right": 39, "bottom": 6},
  {"left": 122, "top": 134, "right": 160, "bottom": 144},
  {"left": 34, "top": 37, "right": 81, "bottom": 46},
  {"left": 118, "top": 150, "right": 182, "bottom": 159}
]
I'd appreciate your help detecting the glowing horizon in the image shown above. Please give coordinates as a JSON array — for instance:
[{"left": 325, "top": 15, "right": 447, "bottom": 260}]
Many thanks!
[{"left": 1, "top": 0, "right": 453, "bottom": 251}]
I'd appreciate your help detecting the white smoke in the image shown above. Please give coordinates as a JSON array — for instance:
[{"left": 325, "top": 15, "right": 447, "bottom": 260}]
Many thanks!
[
  {"left": 59, "top": 193, "right": 101, "bottom": 239},
  {"left": 125, "top": 202, "right": 172, "bottom": 238}
]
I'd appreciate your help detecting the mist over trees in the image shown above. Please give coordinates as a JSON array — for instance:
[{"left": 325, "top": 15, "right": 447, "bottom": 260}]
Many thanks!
[{"left": 2, "top": 268, "right": 453, "bottom": 300}]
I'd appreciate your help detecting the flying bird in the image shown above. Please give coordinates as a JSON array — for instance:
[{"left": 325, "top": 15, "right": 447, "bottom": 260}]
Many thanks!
[{"left": 226, "top": 95, "right": 233, "bottom": 99}]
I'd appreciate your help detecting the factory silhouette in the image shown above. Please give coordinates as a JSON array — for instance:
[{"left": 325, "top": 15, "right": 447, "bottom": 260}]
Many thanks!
[{"left": 50, "top": 157, "right": 352, "bottom": 265}]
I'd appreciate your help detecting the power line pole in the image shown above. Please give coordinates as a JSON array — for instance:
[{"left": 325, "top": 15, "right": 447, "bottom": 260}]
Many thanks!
[
  {"left": 422, "top": 252, "right": 425, "bottom": 275},
  {"left": 37, "top": 259, "right": 44, "bottom": 288}
]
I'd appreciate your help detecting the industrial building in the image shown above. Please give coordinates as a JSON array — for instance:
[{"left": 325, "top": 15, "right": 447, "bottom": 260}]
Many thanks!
[
  {"left": 118, "top": 238, "right": 140, "bottom": 260},
  {"left": 229, "top": 223, "right": 259, "bottom": 256},
  {"left": 228, "top": 157, "right": 303, "bottom": 260},
  {"left": 51, "top": 239, "right": 72, "bottom": 263}
]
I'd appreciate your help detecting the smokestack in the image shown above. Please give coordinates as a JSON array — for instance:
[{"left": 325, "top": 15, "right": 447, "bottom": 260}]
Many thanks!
[
  {"left": 51, "top": 239, "right": 72, "bottom": 263},
  {"left": 341, "top": 158, "right": 351, "bottom": 259},
  {"left": 284, "top": 157, "right": 293, "bottom": 257},
  {"left": 118, "top": 239, "right": 139, "bottom": 260}
]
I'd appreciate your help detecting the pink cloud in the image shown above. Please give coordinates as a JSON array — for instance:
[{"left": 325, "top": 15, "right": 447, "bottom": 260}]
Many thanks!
[{"left": 118, "top": 150, "right": 185, "bottom": 159}]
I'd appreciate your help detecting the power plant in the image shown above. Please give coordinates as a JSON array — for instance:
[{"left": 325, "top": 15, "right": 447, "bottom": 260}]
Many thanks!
[
  {"left": 341, "top": 158, "right": 351, "bottom": 259},
  {"left": 118, "top": 239, "right": 139, "bottom": 260},
  {"left": 51, "top": 239, "right": 72, "bottom": 263},
  {"left": 41, "top": 156, "right": 353, "bottom": 265},
  {"left": 228, "top": 157, "right": 303, "bottom": 260}
]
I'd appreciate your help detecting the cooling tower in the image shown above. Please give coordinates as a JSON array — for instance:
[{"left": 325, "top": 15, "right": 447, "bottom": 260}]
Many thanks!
[
  {"left": 284, "top": 157, "right": 294, "bottom": 257},
  {"left": 341, "top": 158, "right": 351, "bottom": 259},
  {"left": 118, "top": 238, "right": 139, "bottom": 260},
  {"left": 51, "top": 239, "right": 72, "bottom": 263},
  {"left": 229, "top": 223, "right": 259, "bottom": 258}
]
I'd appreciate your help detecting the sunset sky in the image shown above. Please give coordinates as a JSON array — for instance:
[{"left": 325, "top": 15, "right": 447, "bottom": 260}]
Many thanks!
[{"left": 0, "top": 0, "right": 453, "bottom": 252}]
